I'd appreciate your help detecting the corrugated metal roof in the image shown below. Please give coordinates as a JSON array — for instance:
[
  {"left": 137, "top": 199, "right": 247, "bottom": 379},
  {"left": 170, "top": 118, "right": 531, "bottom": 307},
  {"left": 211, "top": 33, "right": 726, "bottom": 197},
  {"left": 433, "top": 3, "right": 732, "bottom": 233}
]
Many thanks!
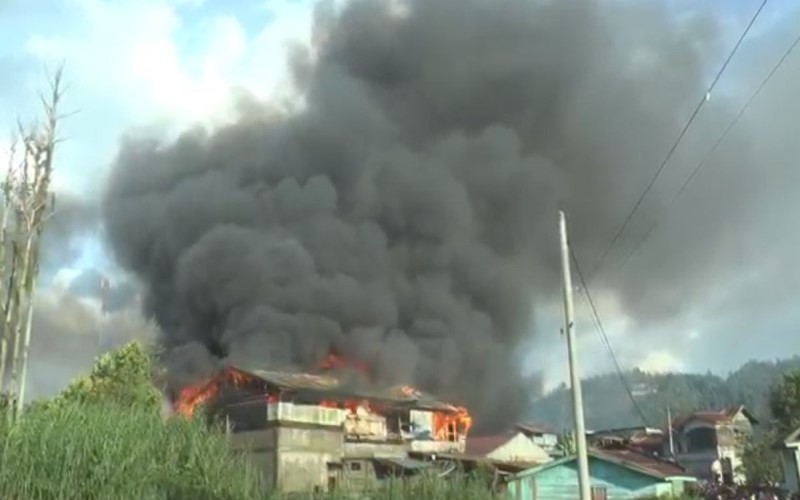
[
  {"left": 509, "top": 448, "right": 692, "bottom": 482},
  {"left": 465, "top": 434, "right": 516, "bottom": 456},
  {"left": 227, "top": 367, "right": 458, "bottom": 410},
  {"left": 671, "top": 405, "right": 758, "bottom": 429},
  {"left": 592, "top": 448, "right": 687, "bottom": 479},
  {"left": 515, "top": 422, "right": 557, "bottom": 436}
]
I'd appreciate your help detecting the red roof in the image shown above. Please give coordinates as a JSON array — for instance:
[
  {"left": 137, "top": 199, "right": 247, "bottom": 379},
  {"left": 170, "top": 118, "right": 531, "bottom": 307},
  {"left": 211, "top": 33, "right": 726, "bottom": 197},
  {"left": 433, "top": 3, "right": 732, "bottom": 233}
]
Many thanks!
[
  {"left": 628, "top": 433, "right": 665, "bottom": 454},
  {"left": 465, "top": 434, "right": 517, "bottom": 456},
  {"left": 592, "top": 448, "right": 687, "bottom": 479},
  {"left": 671, "top": 406, "right": 757, "bottom": 430}
]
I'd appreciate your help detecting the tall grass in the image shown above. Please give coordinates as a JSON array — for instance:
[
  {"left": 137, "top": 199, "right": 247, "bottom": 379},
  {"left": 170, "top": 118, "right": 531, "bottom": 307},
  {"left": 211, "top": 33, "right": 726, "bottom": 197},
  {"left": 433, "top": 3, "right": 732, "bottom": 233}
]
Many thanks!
[
  {"left": 0, "top": 401, "right": 497, "bottom": 499},
  {"left": 0, "top": 402, "right": 265, "bottom": 499}
]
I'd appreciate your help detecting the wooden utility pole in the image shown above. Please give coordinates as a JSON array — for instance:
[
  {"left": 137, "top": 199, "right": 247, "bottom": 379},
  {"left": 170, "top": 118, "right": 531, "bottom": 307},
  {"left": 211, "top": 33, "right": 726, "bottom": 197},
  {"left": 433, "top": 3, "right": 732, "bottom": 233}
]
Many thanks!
[
  {"left": 558, "top": 210, "right": 591, "bottom": 500},
  {"left": 667, "top": 405, "right": 675, "bottom": 456}
]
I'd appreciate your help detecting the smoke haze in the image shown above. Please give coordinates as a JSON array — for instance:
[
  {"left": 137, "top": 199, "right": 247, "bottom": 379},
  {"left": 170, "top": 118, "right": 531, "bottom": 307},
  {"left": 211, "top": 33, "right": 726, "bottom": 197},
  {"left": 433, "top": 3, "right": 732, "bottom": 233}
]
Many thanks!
[{"left": 102, "top": 0, "right": 758, "bottom": 428}]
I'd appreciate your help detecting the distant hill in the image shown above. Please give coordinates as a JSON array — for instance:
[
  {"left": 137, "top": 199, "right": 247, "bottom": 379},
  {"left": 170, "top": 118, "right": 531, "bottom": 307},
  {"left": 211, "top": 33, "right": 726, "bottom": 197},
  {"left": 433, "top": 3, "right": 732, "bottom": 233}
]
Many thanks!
[{"left": 528, "top": 356, "right": 800, "bottom": 432}]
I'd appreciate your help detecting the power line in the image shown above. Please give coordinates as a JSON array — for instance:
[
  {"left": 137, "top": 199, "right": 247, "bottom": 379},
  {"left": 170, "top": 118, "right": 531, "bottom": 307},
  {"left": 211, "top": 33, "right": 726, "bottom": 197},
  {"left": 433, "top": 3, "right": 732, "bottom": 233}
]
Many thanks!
[
  {"left": 589, "top": 0, "right": 769, "bottom": 280},
  {"left": 617, "top": 25, "right": 800, "bottom": 272},
  {"left": 570, "top": 247, "right": 650, "bottom": 427}
]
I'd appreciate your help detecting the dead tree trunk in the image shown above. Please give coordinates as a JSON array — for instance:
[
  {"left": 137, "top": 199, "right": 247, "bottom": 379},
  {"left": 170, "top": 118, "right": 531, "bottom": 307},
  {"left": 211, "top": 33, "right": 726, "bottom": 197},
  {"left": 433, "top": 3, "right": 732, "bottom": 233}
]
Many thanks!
[{"left": 0, "top": 68, "right": 63, "bottom": 418}]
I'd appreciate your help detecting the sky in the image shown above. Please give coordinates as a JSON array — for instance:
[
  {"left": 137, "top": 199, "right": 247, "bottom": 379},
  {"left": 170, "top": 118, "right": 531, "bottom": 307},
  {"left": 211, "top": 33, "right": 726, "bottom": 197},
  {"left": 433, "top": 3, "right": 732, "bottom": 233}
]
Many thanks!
[{"left": 1, "top": 0, "right": 800, "bottom": 397}]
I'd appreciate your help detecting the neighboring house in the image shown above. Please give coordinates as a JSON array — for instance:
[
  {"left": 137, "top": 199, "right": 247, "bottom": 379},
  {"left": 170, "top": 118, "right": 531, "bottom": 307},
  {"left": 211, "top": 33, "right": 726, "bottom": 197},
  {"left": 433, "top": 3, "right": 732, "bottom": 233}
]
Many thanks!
[
  {"left": 589, "top": 427, "right": 666, "bottom": 457},
  {"left": 466, "top": 432, "right": 552, "bottom": 464},
  {"left": 781, "top": 425, "right": 800, "bottom": 495},
  {"left": 670, "top": 405, "right": 757, "bottom": 485},
  {"left": 516, "top": 422, "right": 559, "bottom": 456},
  {"left": 505, "top": 448, "right": 695, "bottom": 499}
]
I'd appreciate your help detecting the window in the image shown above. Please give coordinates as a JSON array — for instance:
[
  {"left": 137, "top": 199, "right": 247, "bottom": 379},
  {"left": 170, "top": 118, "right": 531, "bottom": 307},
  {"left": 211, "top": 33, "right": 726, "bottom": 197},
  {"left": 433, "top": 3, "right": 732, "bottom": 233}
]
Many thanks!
[
  {"left": 591, "top": 486, "right": 608, "bottom": 500},
  {"left": 349, "top": 461, "right": 362, "bottom": 471},
  {"left": 685, "top": 427, "right": 718, "bottom": 452}
]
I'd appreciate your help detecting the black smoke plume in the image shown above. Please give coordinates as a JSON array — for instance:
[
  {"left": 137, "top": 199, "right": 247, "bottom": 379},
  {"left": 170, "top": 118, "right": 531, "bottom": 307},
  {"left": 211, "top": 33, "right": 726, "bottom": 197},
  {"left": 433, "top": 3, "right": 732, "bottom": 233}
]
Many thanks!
[{"left": 102, "top": 0, "right": 753, "bottom": 428}]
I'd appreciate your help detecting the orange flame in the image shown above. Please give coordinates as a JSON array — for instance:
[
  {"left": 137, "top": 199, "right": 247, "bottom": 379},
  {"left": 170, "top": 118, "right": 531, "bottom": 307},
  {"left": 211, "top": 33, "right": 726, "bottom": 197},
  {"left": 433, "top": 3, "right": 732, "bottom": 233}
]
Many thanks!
[
  {"left": 319, "top": 352, "right": 369, "bottom": 374},
  {"left": 433, "top": 406, "right": 473, "bottom": 441},
  {"left": 174, "top": 368, "right": 276, "bottom": 418}
]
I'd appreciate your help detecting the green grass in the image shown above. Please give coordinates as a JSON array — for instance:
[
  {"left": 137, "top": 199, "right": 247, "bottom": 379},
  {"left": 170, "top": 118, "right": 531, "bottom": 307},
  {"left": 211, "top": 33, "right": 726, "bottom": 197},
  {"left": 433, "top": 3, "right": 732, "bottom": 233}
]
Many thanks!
[
  {"left": 0, "top": 402, "right": 266, "bottom": 500},
  {"left": 0, "top": 401, "right": 495, "bottom": 499}
]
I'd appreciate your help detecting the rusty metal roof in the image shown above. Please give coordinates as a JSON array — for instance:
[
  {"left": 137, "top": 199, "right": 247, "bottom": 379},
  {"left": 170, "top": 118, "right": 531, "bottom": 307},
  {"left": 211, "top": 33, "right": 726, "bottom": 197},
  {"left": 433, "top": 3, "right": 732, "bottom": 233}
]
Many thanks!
[
  {"left": 465, "top": 434, "right": 516, "bottom": 456},
  {"left": 671, "top": 405, "right": 758, "bottom": 429},
  {"left": 592, "top": 448, "right": 688, "bottom": 479}
]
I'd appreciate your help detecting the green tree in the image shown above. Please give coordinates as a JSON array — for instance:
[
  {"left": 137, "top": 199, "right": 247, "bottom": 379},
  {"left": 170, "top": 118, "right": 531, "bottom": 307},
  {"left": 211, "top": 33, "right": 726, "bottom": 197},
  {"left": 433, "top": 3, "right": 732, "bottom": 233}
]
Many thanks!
[
  {"left": 741, "top": 370, "right": 800, "bottom": 485},
  {"left": 769, "top": 370, "right": 800, "bottom": 436},
  {"left": 740, "top": 431, "right": 782, "bottom": 485},
  {"left": 40, "top": 340, "right": 162, "bottom": 413}
]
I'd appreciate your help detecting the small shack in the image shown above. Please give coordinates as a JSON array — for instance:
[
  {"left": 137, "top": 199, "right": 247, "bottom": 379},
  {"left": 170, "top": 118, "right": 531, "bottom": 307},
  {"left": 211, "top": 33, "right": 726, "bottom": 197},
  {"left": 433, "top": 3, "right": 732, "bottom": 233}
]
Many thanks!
[{"left": 505, "top": 448, "right": 695, "bottom": 499}]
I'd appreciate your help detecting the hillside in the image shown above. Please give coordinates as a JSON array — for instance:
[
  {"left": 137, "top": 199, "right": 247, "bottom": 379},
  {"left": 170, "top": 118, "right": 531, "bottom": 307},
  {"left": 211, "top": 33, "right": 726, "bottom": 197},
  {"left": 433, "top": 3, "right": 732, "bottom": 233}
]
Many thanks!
[{"left": 528, "top": 356, "right": 800, "bottom": 431}]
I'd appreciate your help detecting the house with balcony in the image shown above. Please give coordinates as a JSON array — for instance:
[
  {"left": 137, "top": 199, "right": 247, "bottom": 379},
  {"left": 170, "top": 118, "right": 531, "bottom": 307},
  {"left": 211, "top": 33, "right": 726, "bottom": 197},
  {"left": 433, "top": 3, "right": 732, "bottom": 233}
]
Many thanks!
[
  {"left": 670, "top": 406, "right": 757, "bottom": 485},
  {"left": 188, "top": 367, "right": 471, "bottom": 493}
]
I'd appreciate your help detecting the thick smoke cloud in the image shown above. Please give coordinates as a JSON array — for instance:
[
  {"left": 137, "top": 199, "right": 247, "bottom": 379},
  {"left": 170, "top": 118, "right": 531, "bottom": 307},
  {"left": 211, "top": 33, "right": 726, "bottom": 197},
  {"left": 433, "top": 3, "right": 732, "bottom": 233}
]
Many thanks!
[{"left": 102, "top": 0, "right": 755, "bottom": 428}]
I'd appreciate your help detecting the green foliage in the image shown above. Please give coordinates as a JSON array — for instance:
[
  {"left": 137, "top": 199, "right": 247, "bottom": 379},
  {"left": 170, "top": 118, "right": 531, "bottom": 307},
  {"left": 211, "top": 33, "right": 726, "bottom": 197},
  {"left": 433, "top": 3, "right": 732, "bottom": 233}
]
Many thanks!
[
  {"left": 42, "top": 340, "right": 162, "bottom": 413},
  {"left": 769, "top": 370, "right": 800, "bottom": 436},
  {"left": 530, "top": 357, "right": 800, "bottom": 430},
  {"left": 740, "top": 429, "right": 782, "bottom": 485},
  {"left": 556, "top": 431, "right": 576, "bottom": 456},
  {"left": 0, "top": 401, "right": 265, "bottom": 500},
  {"left": 739, "top": 370, "right": 800, "bottom": 486}
]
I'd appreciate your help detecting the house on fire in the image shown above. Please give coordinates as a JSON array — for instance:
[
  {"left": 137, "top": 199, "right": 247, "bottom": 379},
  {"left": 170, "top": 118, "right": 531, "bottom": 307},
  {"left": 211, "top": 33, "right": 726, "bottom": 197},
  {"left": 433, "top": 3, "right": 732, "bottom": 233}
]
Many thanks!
[{"left": 176, "top": 366, "right": 472, "bottom": 493}]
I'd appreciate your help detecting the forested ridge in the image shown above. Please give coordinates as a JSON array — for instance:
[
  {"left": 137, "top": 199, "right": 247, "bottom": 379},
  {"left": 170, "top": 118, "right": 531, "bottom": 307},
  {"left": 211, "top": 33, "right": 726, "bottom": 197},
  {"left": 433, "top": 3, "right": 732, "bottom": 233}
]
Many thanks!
[{"left": 528, "top": 356, "right": 800, "bottom": 431}]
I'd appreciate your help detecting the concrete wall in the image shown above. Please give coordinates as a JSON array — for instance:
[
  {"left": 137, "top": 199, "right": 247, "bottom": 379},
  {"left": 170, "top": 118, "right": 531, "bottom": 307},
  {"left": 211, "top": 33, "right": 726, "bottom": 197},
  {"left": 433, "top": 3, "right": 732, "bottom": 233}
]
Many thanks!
[
  {"left": 341, "top": 458, "right": 379, "bottom": 491},
  {"left": 275, "top": 426, "right": 343, "bottom": 493},
  {"left": 343, "top": 441, "right": 408, "bottom": 459},
  {"left": 229, "top": 429, "right": 278, "bottom": 487},
  {"left": 228, "top": 425, "right": 346, "bottom": 493}
]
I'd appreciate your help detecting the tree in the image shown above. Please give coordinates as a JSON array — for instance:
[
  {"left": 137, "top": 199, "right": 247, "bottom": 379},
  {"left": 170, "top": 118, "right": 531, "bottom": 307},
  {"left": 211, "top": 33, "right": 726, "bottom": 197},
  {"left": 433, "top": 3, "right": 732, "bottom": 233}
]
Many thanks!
[
  {"left": 741, "top": 370, "right": 800, "bottom": 485},
  {"left": 556, "top": 431, "right": 576, "bottom": 456},
  {"left": 769, "top": 370, "right": 800, "bottom": 436},
  {"left": 740, "top": 432, "right": 782, "bottom": 486},
  {"left": 41, "top": 341, "right": 162, "bottom": 413},
  {"left": 0, "top": 68, "right": 64, "bottom": 419}
]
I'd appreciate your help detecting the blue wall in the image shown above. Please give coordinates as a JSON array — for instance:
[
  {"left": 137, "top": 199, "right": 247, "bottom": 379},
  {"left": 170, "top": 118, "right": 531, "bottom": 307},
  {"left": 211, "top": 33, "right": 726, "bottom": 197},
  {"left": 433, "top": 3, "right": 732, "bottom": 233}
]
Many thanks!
[{"left": 507, "top": 457, "right": 674, "bottom": 499}]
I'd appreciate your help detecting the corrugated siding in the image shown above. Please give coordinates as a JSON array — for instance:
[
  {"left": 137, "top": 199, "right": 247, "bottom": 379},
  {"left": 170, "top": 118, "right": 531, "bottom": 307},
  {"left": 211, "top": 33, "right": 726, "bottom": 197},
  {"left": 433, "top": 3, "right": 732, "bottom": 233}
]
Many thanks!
[{"left": 506, "top": 457, "right": 667, "bottom": 499}]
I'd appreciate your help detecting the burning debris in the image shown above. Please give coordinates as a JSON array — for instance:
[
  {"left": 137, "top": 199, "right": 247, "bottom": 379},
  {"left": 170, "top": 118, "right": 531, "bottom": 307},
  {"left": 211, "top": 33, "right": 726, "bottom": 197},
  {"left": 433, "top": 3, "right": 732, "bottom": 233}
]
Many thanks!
[{"left": 103, "top": 0, "right": 745, "bottom": 431}]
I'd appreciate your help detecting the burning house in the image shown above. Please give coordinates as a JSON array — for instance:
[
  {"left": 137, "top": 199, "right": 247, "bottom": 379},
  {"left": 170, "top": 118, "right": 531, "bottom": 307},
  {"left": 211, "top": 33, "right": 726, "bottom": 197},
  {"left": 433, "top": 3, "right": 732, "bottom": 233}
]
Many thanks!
[{"left": 174, "top": 356, "right": 472, "bottom": 493}]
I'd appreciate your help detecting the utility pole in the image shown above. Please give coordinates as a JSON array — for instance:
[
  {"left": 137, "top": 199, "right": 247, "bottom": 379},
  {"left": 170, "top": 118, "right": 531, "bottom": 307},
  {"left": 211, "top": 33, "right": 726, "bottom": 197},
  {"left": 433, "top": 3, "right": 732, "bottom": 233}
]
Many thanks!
[
  {"left": 667, "top": 405, "right": 675, "bottom": 456},
  {"left": 559, "top": 210, "right": 591, "bottom": 500}
]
